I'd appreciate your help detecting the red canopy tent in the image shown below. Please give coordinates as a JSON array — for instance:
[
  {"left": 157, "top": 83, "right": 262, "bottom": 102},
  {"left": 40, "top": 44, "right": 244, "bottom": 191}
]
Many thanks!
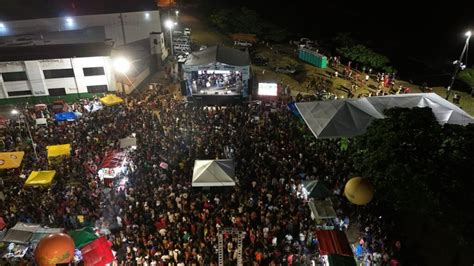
[
  {"left": 100, "top": 151, "right": 127, "bottom": 169},
  {"left": 80, "top": 236, "right": 114, "bottom": 265},
  {"left": 99, "top": 151, "right": 128, "bottom": 186},
  {"left": 0, "top": 216, "right": 7, "bottom": 230},
  {"left": 0, "top": 115, "right": 8, "bottom": 126},
  {"left": 316, "top": 230, "right": 353, "bottom": 257}
]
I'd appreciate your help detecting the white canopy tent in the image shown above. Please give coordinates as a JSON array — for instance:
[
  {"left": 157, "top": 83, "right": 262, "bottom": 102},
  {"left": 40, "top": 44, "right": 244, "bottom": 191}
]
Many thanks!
[
  {"left": 1, "top": 223, "right": 41, "bottom": 244},
  {"left": 308, "top": 199, "right": 337, "bottom": 221},
  {"left": 192, "top": 159, "right": 236, "bottom": 187},
  {"left": 296, "top": 93, "right": 474, "bottom": 139}
]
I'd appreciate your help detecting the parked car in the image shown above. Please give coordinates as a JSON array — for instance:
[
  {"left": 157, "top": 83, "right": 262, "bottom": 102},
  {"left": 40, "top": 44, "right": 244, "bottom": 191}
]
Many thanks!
[
  {"left": 183, "top": 28, "right": 191, "bottom": 36},
  {"left": 234, "top": 40, "right": 253, "bottom": 47},
  {"left": 275, "top": 66, "right": 296, "bottom": 74},
  {"left": 199, "top": 45, "right": 207, "bottom": 51}
]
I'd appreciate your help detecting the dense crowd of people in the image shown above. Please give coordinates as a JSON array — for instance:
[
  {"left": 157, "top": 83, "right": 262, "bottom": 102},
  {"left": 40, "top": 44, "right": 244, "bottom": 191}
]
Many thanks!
[{"left": 0, "top": 77, "right": 403, "bottom": 265}]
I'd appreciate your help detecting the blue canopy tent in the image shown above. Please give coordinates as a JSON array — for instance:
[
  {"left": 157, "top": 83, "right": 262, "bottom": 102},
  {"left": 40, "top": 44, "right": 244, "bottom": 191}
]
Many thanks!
[{"left": 54, "top": 112, "right": 78, "bottom": 122}]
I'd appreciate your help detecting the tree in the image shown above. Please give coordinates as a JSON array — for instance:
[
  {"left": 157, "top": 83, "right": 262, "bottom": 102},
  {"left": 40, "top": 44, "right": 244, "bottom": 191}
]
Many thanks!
[
  {"left": 457, "top": 67, "right": 474, "bottom": 91},
  {"left": 332, "top": 32, "right": 356, "bottom": 48},
  {"left": 337, "top": 44, "right": 391, "bottom": 71},
  {"left": 350, "top": 107, "right": 474, "bottom": 250},
  {"left": 209, "top": 9, "right": 233, "bottom": 32},
  {"left": 260, "top": 21, "right": 289, "bottom": 43},
  {"left": 236, "top": 7, "right": 262, "bottom": 35},
  {"left": 208, "top": 7, "right": 288, "bottom": 43}
]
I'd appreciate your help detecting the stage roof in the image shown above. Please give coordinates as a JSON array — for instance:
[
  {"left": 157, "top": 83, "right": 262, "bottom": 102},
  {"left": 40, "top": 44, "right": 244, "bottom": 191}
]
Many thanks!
[{"left": 184, "top": 45, "right": 250, "bottom": 67}]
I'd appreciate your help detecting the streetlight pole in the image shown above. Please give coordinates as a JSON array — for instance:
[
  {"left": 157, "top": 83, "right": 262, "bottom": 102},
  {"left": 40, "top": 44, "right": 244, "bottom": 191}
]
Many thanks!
[
  {"left": 299, "top": 233, "right": 305, "bottom": 265},
  {"left": 12, "top": 109, "right": 39, "bottom": 161},
  {"left": 113, "top": 57, "right": 131, "bottom": 94},
  {"left": 165, "top": 19, "right": 175, "bottom": 57},
  {"left": 446, "top": 31, "right": 471, "bottom": 100},
  {"left": 169, "top": 28, "right": 174, "bottom": 57}
]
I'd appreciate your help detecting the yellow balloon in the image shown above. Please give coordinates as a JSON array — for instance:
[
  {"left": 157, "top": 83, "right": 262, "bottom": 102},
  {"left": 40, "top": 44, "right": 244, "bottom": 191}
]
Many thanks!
[{"left": 344, "top": 177, "right": 374, "bottom": 205}]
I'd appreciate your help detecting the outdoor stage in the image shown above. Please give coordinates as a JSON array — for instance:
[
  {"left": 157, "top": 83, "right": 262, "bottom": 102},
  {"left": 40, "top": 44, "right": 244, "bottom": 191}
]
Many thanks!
[
  {"left": 190, "top": 94, "right": 243, "bottom": 105},
  {"left": 182, "top": 45, "right": 250, "bottom": 105},
  {"left": 192, "top": 83, "right": 242, "bottom": 96}
]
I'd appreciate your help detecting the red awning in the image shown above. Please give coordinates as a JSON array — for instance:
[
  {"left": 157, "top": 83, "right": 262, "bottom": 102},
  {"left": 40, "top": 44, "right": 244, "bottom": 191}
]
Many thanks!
[
  {"left": 0, "top": 216, "right": 6, "bottom": 230},
  {"left": 100, "top": 151, "right": 127, "bottom": 169},
  {"left": 80, "top": 236, "right": 114, "bottom": 265},
  {"left": 316, "top": 230, "right": 353, "bottom": 257},
  {"left": 0, "top": 116, "right": 7, "bottom": 126}
]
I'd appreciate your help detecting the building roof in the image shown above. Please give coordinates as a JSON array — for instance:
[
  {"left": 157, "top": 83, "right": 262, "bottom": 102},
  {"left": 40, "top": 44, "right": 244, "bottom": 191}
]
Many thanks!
[
  {"left": 185, "top": 45, "right": 250, "bottom": 67},
  {"left": 0, "top": 27, "right": 106, "bottom": 47},
  {"left": 0, "top": 10, "right": 160, "bottom": 38},
  {"left": 0, "top": 42, "right": 113, "bottom": 62}
]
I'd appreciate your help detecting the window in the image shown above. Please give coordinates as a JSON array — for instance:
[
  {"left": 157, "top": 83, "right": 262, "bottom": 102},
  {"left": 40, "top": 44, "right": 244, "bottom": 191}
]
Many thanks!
[
  {"left": 87, "top": 85, "right": 108, "bottom": 93},
  {"left": 83, "top": 67, "right": 105, "bottom": 76},
  {"left": 2, "top": 71, "right": 28, "bottom": 82},
  {"left": 48, "top": 88, "right": 66, "bottom": 96},
  {"left": 7, "top": 90, "right": 32, "bottom": 96},
  {"left": 43, "top": 69, "right": 75, "bottom": 79},
  {"left": 154, "top": 39, "right": 158, "bottom": 45}
]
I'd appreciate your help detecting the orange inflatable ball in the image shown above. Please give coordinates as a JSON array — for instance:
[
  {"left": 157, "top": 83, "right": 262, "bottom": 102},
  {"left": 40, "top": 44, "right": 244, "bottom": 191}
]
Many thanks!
[
  {"left": 344, "top": 177, "right": 374, "bottom": 205},
  {"left": 35, "top": 233, "right": 75, "bottom": 266}
]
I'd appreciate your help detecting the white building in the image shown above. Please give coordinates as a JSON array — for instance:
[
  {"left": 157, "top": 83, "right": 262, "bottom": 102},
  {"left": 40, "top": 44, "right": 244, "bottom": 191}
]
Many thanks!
[
  {"left": 0, "top": 43, "right": 116, "bottom": 99},
  {"left": 0, "top": 10, "right": 168, "bottom": 102}
]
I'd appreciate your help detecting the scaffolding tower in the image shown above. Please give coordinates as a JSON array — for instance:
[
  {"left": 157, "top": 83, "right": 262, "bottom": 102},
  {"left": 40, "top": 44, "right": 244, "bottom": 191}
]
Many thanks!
[{"left": 217, "top": 227, "right": 244, "bottom": 266}]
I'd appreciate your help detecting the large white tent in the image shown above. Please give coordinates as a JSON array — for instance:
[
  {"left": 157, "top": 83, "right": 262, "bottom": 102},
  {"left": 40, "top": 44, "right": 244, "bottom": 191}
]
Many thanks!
[
  {"left": 192, "top": 159, "right": 236, "bottom": 187},
  {"left": 296, "top": 93, "right": 474, "bottom": 139}
]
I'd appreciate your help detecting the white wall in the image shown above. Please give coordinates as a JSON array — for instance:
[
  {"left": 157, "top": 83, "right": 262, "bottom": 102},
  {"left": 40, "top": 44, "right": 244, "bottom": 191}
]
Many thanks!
[
  {"left": 24, "top": 61, "right": 48, "bottom": 96},
  {"left": 70, "top": 56, "right": 113, "bottom": 93},
  {"left": 0, "top": 55, "right": 116, "bottom": 99},
  {"left": 39, "top": 59, "right": 72, "bottom": 69},
  {"left": 2, "top": 81, "right": 30, "bottom": 92},
  {"left": 44, "top": 78, "right": 77, "bottom": 92},
  {"left": 150, "top": 32, "right": 168, "bottom": 61},
  {"left": 0, "top": 62, "right": 25, "bottom": 72}
]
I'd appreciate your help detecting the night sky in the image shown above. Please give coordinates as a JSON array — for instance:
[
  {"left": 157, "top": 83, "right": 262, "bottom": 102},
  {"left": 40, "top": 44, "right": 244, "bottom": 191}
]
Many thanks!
[{"left": 1, "top": 0, "right": 473, "bottom": 84}]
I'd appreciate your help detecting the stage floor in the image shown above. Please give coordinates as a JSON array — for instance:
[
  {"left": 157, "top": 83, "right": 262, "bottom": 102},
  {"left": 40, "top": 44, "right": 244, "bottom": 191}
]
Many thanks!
[{"left": 193, "top": 86, "right": 241, "bottom": 96}]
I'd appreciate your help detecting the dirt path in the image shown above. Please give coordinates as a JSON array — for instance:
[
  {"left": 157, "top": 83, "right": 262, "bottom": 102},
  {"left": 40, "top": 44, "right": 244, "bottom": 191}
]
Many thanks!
[{"left": 179, "top": 13, "right": 231, "bottom": 46}]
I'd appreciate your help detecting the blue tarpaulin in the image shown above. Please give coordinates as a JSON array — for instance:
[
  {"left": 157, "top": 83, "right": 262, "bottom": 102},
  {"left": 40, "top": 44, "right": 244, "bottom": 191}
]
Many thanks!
[
  {"left": 55, "top": 112, "right": 77, "bottom": 122},
  {"left": 287, "top": 102, "right": 301, "bottom": 118}
]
